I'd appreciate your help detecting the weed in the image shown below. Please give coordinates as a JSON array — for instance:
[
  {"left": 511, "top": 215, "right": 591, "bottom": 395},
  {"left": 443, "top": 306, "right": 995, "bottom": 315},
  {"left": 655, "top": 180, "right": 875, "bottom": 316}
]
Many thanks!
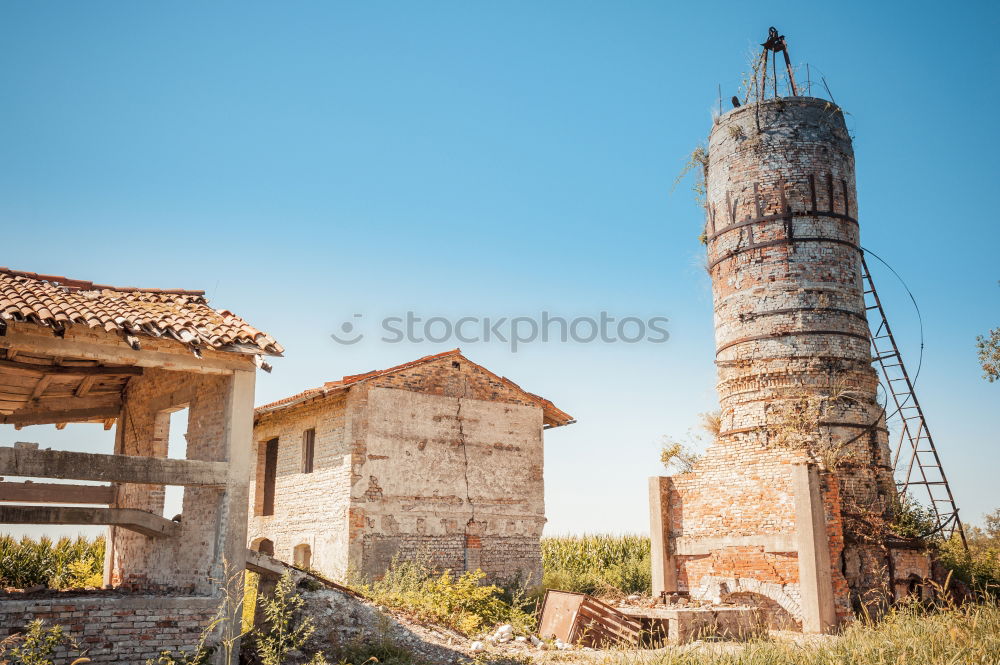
[
  {"left": 356, "top": 555, "right": 534, "bottom": 636},
  {"left": 254, "top": 572, "right": 316, "bottom": 665}
]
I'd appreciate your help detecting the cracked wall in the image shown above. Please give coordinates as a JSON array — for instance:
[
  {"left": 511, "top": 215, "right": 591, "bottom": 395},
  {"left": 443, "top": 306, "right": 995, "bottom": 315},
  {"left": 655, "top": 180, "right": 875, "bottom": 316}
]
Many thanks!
[{"left": 248, "top": 356, "right": 548, "bottom": 584}]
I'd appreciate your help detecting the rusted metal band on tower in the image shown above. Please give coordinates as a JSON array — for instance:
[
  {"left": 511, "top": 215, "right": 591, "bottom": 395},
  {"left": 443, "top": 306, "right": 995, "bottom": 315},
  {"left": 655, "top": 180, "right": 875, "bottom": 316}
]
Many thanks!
[
  {"left": 731, "top": 307, "right": 868, "bottom": 323},
  {"left": 707, "top": 210, "right": 858, "bottom": 243},
  {"left": 715, "top": 329, "right": 871, "bottom": 356},
  {"left": 707, "top": 237, "right": 863, "bottom": 271}
]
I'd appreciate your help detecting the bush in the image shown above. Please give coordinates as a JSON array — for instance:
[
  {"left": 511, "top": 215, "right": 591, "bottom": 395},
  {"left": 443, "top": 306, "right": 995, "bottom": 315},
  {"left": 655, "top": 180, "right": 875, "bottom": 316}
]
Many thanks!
[
  {"left": 0, "top": 536, "right": 105, "bottom": 590},
  {"left": 541, "top": 534, "right": 651, "bottom": 596},
  {"left": 0, "top": 619, "right": 87, "bottom": 665},
  {"left": 355, "top": 557, "right": 534, "bottom": 636}
]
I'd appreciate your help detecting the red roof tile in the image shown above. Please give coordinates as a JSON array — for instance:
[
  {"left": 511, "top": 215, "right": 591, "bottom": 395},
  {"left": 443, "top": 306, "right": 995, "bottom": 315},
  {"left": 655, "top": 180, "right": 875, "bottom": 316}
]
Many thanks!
[{"left": 0, "top": 267, "right": 283, "bottom": 357}]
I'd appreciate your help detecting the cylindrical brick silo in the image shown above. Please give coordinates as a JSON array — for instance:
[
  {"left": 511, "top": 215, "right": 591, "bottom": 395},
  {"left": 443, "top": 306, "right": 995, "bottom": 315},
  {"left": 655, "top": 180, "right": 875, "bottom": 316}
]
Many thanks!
[{"left": 705, "top": 97, "right": 896, "bottom": 613}]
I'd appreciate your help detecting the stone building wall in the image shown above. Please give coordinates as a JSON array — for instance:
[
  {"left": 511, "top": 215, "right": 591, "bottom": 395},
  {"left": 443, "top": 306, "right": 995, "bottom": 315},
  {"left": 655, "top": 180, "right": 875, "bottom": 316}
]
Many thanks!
[
  {"left": 247, "top": 395, "right": 352, "bottom": 575},
  {"left": 657, "top": 97, "right": 899, "bottom": 626},
  {"left": 250, "top": 355, "right": 550, "bottom": 584},
  {"left": 0, "top": 596, "right": 218, "bottom": 664}
]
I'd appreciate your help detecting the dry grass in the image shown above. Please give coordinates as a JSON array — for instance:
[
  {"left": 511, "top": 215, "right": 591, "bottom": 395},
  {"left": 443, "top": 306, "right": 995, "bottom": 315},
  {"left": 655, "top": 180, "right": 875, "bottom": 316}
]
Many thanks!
[{"left": 536, "top": 598, "right": 1000, "bottom": 665}]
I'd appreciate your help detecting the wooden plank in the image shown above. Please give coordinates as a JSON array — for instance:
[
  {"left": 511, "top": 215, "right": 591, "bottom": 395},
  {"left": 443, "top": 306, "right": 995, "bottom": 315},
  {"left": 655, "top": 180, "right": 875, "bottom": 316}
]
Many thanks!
[
  {"left": 0, "top": 481, "right": 113, "bottom": 504},
  {"left": 0, "top": 505, "right": 178, "bottom": 538},
  {"left": 0, "top": 326, "right": 253, "bottom": 375},
  {"left": 75, "top": 376, "right": 97, "bottom": 397},
  {"left": 0, "top": 358, "right": 143, "bottom": 377},
  {"left": 0, "top": 446, "right": 227, "bottom": 486}
]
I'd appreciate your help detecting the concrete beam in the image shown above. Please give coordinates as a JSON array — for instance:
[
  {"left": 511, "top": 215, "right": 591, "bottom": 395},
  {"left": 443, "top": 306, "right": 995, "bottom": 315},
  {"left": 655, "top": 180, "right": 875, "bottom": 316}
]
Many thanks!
[
  {"left": 0, "top": 446, "right": 228, "bottom": 486},
  {"left": 792, "top": 463, "right": 837, "bottom": 633},
  {"left": 0, "top": 505, "right": 179, "bottom": 538},
  {"left": 671, "top": 533, "right": 798, "bottom": 555},
  {"left": 649, "top": 476, "right": 677, "bottom": 596},
  {"left": 0, "top": 481, "right": 113, "bottom": 504}
]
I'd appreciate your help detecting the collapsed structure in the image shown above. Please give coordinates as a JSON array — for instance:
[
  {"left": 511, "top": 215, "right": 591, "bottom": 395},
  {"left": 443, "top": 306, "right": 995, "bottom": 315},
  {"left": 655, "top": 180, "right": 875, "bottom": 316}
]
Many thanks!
[
  {"left": 0, "top": 268, "right": 281, "bottom": 663},
  {"left": 649, "top": 37, "right": 933, "bottom": 633},
  {"left": 248, "top": 349, "right": 573, "bottom": 584}
]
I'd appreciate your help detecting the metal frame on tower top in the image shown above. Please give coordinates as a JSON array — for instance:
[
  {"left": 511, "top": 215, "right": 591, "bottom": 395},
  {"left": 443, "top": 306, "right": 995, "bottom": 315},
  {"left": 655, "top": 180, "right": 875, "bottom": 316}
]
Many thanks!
[{"left": 743, "top": 27, "right": 800, "bottom": 105}]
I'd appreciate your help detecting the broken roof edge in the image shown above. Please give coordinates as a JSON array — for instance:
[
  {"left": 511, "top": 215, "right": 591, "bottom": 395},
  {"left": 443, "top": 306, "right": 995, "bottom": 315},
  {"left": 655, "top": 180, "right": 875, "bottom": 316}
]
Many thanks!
[
  {"left": 0, "top": 267, "right": 284, "bottom": 360},
  {"left": 254, "top": 348, "right": 575, "bottom": 428}
]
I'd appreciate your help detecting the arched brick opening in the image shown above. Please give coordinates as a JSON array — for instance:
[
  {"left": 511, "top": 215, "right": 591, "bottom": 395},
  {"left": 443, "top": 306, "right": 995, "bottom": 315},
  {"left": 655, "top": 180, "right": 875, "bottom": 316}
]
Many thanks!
[
  {"left": 723, "top": 591, "right": 800, "bottom": 630},
  {"left": 251, "top": 537, "right": 274, "bottom": 557}
]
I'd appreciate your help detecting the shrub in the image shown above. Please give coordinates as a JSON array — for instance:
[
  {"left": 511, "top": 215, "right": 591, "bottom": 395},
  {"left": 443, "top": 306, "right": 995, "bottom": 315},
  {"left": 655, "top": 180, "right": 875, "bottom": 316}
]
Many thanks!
[
  {"left": 356, "top": 556, "right": 534, "bottom": 636},
  {"left": 0, "top": 620, "right": 88, "bottom": 665}
]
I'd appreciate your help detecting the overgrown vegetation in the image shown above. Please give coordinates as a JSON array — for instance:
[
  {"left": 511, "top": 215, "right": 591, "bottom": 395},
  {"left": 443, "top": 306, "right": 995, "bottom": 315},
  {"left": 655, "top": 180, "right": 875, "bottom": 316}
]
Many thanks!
[
  {"left": 0, "top": 536, "right": 104, "bottom": 590},
  {"left": 541, "top": 534, "right": 650, "bottom": 597},
  {"left": 0, "top": 620, "right": 88, "bottom": 665},
  {"left": 936, "top": 508, "right": 1000, "bottom": 595},
  {"left": 355, "top": 556, "right": 534, "bottom": 636},
  {"left": 659, "top": 410, "right": 717, "bottom": 474}
]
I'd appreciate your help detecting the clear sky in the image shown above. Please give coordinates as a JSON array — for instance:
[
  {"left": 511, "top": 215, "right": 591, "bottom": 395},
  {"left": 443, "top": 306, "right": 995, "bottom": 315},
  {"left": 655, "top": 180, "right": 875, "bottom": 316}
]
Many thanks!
[{"left": 1, "top": 1, "right": 997, "bottom": 540}]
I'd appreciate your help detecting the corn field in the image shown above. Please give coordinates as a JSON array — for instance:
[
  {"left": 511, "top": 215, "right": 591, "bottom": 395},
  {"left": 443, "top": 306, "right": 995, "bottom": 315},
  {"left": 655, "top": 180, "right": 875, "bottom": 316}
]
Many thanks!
[
  {"left": 541, "top": 534, "right": 651, "bottom": 597},
  {"left": 0, "top": 535, "right": 105, "bottom": 589}
]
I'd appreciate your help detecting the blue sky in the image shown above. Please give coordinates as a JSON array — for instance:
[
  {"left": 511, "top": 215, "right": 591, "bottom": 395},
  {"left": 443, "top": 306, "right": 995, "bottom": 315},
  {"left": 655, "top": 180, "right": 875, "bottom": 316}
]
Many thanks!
[{"left": 1, "top": 1, "right": 997, "bottom": 538}]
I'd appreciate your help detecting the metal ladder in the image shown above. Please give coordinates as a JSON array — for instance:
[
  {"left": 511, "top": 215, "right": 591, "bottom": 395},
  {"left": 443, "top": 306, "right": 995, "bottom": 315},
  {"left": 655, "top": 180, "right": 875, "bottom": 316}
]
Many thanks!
[{"left": 861, "top": 257, "right": 966, "bottom": 546}]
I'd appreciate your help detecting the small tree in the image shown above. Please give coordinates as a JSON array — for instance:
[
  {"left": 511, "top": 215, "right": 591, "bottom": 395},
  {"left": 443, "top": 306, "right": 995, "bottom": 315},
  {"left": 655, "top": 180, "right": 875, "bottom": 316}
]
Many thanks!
[{"left": 977, "top": 327, "right": 1000, "bottom": 382}]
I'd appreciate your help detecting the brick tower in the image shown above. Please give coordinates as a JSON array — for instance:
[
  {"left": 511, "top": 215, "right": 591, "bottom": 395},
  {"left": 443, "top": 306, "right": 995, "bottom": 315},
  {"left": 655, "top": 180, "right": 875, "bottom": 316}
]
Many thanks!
[
  {"left": 707, "top": 94, "right": 898, "bottom": 607},
  {"left": 648, "top": 84, "right": 919, "bottom": 631}
]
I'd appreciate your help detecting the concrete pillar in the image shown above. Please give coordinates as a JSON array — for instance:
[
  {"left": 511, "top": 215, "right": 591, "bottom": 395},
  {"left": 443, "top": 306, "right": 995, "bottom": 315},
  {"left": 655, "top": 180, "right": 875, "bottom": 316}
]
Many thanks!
[
  {"left": 648, "top": 476, "right": 676, "bottom": 597},
  {"left": 217, "top": 369, "right": 256, "bottom": 665},
  {"left": 792, "top": 463, "right": 837, "bottom": 633}
]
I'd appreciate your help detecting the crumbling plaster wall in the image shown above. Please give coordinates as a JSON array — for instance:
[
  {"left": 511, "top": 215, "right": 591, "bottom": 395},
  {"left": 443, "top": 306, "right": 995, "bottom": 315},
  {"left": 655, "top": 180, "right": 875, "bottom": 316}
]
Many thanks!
[
  {"left": 352, "top": 385, "right": 544, "bottom": 583},
  {"left": 249, "top": 356, "right": 548, "bottom": 584}
]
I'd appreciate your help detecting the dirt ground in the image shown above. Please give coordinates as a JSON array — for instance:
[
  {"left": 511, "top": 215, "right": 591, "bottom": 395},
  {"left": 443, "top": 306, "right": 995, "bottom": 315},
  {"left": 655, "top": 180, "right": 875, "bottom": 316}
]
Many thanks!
[{"left": 296, "top": 588, "right": 836, "bottom": 665}]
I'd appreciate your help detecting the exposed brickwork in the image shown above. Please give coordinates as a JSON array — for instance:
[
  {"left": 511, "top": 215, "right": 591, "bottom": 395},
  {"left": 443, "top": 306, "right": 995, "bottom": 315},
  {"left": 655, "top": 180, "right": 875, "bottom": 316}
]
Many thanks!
[
  {"left": 661, "top": 97, "right": 898, "bottom": 625},
  {"left": 249, "top": 355, "right": 560, "bottom": 584},
  {"left": 110, "top": 368, "right": 231, "bottom": 594},
  {"left": 0, "top": 596, "right": 218, "bottom": 664}
]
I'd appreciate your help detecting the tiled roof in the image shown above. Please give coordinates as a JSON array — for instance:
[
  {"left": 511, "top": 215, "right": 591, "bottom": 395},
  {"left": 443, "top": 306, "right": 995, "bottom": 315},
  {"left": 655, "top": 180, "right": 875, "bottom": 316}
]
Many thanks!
[
  {"left": 0, "top": 267, "right": 283, "bottom": 357},
  {"left": 256, "top": 349, "right": 574, "bottom": 427}
]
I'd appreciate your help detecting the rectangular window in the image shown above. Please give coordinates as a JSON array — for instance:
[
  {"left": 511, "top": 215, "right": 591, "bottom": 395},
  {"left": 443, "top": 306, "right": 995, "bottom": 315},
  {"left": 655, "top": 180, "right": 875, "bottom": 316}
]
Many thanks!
[
  {"left": 262, "top": 438, "right": 278, "bottom": 516},
  {"left": 302, "top": 429, "right": 315, "bottom": 474}
]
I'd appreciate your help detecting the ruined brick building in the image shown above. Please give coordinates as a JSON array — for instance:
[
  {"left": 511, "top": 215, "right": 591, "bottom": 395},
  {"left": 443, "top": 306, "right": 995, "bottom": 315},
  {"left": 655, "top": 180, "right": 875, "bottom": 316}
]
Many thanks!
[
  {"left": 0, "top": 267, "right": 281, "bottom": 663},
  {"left": 248, "top": 349, "right": 573, "bottom": 584},
  {"left": 649, "top": 67, "right": 931, "bottom": 630}
]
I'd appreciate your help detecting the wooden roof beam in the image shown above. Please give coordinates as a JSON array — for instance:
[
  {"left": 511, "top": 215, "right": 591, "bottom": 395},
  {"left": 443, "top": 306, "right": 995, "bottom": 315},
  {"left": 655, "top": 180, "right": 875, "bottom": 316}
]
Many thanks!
[{"left": 0, "top": 358, "right": 143, "bottom": 377}]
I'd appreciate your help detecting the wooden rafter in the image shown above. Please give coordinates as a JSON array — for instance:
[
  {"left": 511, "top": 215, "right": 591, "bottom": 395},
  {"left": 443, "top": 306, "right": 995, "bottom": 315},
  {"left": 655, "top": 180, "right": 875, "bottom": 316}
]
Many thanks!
[{"left": 0, "top": 358, "right": 143, "bottom": 377}]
